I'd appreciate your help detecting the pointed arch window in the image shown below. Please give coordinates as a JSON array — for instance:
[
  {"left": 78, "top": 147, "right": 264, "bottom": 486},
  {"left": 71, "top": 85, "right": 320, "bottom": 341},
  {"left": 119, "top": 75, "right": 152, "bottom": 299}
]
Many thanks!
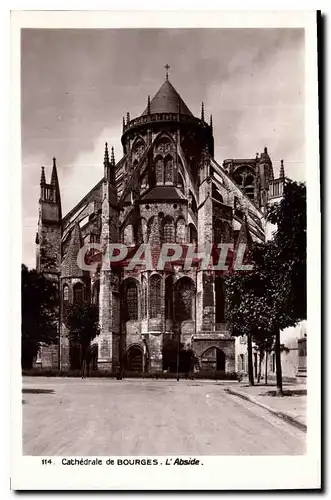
[
  {"left": 141, "top": 276, "right": 148, "bottom": 319},
  {"left": 162, "top": 217, "right": 175, "bottom": 243},
  {"left": 63, "top": 285, "right": 69, "bottom": 303},
  {"left": 155, "top": 156, "right": 164, "bottom": 185},
  {"left": 176, "top": 218, "right": 186, "bottom": 244},
  {"left": 175, "top": 278, "right": 195, "bottom": 322},
  {"left": 150, "top": 274, "right": 161, "bottom": 319},
  {"left": 123, "top": 224, "right": 134, "bottom": 246},
  {"left": 164, "top": 155, "right": 174, "bottom": 184},
  {"left": 147, "top": 217, "right": 154, "bottom": 243},
  {"left": 126, "top": 282, "right": 138, "bottom": 320}
]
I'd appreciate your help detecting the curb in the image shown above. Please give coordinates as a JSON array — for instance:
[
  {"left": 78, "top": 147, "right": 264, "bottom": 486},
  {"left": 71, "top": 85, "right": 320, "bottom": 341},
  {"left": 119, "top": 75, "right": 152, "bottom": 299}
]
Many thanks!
[{"left": 225, "top": 388, "right": 307, "bottom": 433}]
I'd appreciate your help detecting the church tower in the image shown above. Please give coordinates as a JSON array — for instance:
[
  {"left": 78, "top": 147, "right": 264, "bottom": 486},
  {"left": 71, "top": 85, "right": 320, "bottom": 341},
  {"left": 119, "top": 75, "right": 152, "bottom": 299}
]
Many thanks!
[{"left": 36, "top": 157, "right": 62, "bottom": 279}]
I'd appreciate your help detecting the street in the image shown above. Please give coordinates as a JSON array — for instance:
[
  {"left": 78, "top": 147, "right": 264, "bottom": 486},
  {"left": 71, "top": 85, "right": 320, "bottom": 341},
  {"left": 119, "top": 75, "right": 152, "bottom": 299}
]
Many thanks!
[{"left": 22, "top": 377, "right": 305, "bottom": 456}]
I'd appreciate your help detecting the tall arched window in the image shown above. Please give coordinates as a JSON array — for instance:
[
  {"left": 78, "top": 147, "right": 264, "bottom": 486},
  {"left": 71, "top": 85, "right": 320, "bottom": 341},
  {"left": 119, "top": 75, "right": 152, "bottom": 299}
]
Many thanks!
[
  {"left": 162, "top": 217, "right": 175, "bottom": 243},
  {"left": 63, "top": 285, "right": 69, "bottom": 301},
  {"left": 215, "top": 277, "right": 225, "bottom": 323},
  {"left": 147, "top": 217, "right": 154, "bottom": 242},
  {"left": 123, "top": 224, "right": 134, "bottom": 246},
  {"left": 150, "top": 274, "right": 161, "bottom": 319},
  {"left": 155, "top": 156, "right": 163, "bottom": 184},
  {"left": 164, "top": 155, "right": 174, "bottom": 184},
  {"left": 175, "top": 278, "right": 195, "bottom": 322},
  {"left": 176, "top": 218, "right": 186, "bottom": 244},
  {"left": 73, "top": 283, "right": 84, "bottom": 303},
  {"left": 126, "top": 281, "right": 138, "bottom": 320},
  {"left": 141, "top": 276, "right": 147, "bottom": 319}
]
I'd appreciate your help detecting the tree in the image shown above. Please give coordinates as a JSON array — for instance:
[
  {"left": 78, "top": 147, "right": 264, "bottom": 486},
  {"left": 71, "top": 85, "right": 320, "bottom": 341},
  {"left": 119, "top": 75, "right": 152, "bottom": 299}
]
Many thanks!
[
  {"left": 66, "top": 302, "right": 100, "bottom": 377},
  {"left": 226, "top": 180, "right": 306, "bottom": 395},
  {"left": 21, "top": 265, "right": 59, "bottom": 369}
]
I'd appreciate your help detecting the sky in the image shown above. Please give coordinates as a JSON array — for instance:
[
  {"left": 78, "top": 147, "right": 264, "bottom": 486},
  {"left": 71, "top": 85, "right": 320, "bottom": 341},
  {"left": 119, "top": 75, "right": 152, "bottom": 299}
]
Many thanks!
[{"left": 21, "top": 28, "right": 305, "bottom": 268}]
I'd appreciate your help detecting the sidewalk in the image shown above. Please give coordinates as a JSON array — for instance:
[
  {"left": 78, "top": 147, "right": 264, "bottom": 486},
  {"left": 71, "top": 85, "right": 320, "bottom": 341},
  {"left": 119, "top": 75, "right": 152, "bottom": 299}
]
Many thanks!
[{"left": 225, "top": 382, "right": 307, "bottom": 432}]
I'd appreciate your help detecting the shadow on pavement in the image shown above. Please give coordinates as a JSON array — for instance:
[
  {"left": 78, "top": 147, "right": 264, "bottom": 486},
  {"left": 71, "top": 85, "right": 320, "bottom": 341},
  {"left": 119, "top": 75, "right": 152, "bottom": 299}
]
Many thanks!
[{"left": 22, "top": 388, "right": 55, "bottom": 394}]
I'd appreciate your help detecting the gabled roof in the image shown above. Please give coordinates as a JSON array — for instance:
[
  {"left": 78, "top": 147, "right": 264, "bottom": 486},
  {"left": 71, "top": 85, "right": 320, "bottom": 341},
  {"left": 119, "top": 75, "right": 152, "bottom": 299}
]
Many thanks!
[{"left": 141, "top": 79, "right": 193, "bottom": 117}]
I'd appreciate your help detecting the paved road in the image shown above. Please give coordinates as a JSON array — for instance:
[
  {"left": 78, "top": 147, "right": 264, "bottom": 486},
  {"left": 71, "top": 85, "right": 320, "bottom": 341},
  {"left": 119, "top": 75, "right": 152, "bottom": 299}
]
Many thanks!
[{"left": 22, "top": 377, "right": 305, "bottom": 456}]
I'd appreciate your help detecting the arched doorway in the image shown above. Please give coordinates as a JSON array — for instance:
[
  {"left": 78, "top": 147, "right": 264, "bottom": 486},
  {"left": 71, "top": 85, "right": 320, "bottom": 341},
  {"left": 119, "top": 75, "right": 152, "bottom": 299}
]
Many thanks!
[
  {"left": 201, "top": 347, "right": 226, "bottom": 371},
  {"left": 124, "top": 345, "right": 143, "bottom": 372}
]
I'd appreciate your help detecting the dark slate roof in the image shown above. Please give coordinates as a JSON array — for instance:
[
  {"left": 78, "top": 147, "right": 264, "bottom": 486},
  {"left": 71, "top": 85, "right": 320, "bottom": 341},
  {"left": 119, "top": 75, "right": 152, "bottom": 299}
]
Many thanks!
[
  {"left": 141, "top": 79, "right": 193, "bottom": 117},
  {"left": 141, "top": 186, "right": 186, "bottom": 202}
]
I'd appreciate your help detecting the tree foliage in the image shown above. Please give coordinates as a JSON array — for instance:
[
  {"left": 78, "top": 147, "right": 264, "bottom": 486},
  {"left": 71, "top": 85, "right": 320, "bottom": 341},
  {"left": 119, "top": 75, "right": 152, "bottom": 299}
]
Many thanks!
[
  {"left": 66, "top": 302, "right": 100, "bottom": 347},
  {"left": 21, "top": 264, "right": 59, "bottom": 369},
  {"left": 225, "top": 180, "right": 306, "bottom": 390}
]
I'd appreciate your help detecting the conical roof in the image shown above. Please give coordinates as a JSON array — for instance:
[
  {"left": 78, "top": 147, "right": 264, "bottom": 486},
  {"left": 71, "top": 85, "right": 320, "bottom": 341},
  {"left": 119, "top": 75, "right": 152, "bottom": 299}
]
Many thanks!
[{"left": 141, "top": 79, "right": 193, "bottom": 117}]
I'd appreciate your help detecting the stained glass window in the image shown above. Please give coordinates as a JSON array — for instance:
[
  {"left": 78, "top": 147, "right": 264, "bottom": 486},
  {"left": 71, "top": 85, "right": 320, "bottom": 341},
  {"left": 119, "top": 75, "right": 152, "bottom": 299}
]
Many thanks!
[
  {"left": 176, "top": 218, "right": 186, "bottom": 244},
  {"left": 175, "top": 278, "right": 194, "bottom": 321},
  {"left": 126, "top": 282, "right": 138, "bottom": 320},
  {"left": 155, "top": 157, "right": 163, "bottom": 184},
  {"left": 150, "top": 274, "right": 161, "bottom": 319},
  {"left": 162, "top": 217, "right": 175, "bottom": 243},
  {"left": 164, "top": 155, "right": 173, "bottom": 183},
  {"left": 63, "top": 285, "right": 69, "bottom": 302},
  {"left": 147, "top": 217, "right": 154, "bottom": 242}
]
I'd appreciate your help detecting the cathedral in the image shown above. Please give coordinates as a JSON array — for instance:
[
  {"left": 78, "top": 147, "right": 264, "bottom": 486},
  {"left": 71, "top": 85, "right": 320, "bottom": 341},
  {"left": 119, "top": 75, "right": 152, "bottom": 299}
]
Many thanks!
[{"left": 35, "top": 70, "right": 285, "bottom": 374}]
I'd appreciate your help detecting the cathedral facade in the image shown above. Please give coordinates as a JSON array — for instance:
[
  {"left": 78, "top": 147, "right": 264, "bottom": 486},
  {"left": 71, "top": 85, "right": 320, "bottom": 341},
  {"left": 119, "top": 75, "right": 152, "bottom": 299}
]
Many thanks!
[{"left": 36, "top": 74, "right": 285, "bottom": 373}]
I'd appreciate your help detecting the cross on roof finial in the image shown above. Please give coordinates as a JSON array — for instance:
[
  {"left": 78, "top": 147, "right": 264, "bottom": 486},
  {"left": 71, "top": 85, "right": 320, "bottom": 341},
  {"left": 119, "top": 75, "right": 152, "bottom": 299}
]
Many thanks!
[{"left": 164, "top": 64, "right": 170, "bottom": 80}]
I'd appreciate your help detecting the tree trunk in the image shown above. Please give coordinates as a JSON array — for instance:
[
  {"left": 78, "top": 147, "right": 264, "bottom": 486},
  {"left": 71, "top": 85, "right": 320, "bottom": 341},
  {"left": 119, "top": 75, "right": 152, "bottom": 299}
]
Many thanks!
[
  {"left": 257, "top": 352, "right": 263, "bottom": 383},
  {"left": 265, "top": 352, "right": 268, "bottom": 385},
  {"left": 275, "top": 328, "right": 283, "bottom": 396},
  {"left": 247, "top": 335, "right": 254, "bottom": 386}
]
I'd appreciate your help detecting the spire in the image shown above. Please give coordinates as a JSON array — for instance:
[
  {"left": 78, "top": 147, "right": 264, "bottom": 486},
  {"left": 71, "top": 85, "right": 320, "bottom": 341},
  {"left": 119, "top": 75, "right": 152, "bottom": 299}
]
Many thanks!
[
  {"left": 40, "top": 166, "right": 46, "bottom": 185},
  {"left": 147, "top": 95, "right": 151, "bottom": 114},
  {"left": 280, "top": 159, "right": 285, "bottom": 180},
  {"left": 51, "top": 157, "right": 58, "bottom": 186},
  {"left": 209, "top": 114, "right": 213, "bottom": 133},
  {"left": 122, "top": 116, "right": 125, "bottom": 133},
  {"left": 104, "top": 142, "right": 109, "bottom": 165},
  {"left": 111, "top": 146, "right": 115, "bottom": 166},
  {"left": 201, "top": 102, "right": 205, "bottom": 122},
  {"left": 126, "top": 112, "right": 130, "bottom": 124}
]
